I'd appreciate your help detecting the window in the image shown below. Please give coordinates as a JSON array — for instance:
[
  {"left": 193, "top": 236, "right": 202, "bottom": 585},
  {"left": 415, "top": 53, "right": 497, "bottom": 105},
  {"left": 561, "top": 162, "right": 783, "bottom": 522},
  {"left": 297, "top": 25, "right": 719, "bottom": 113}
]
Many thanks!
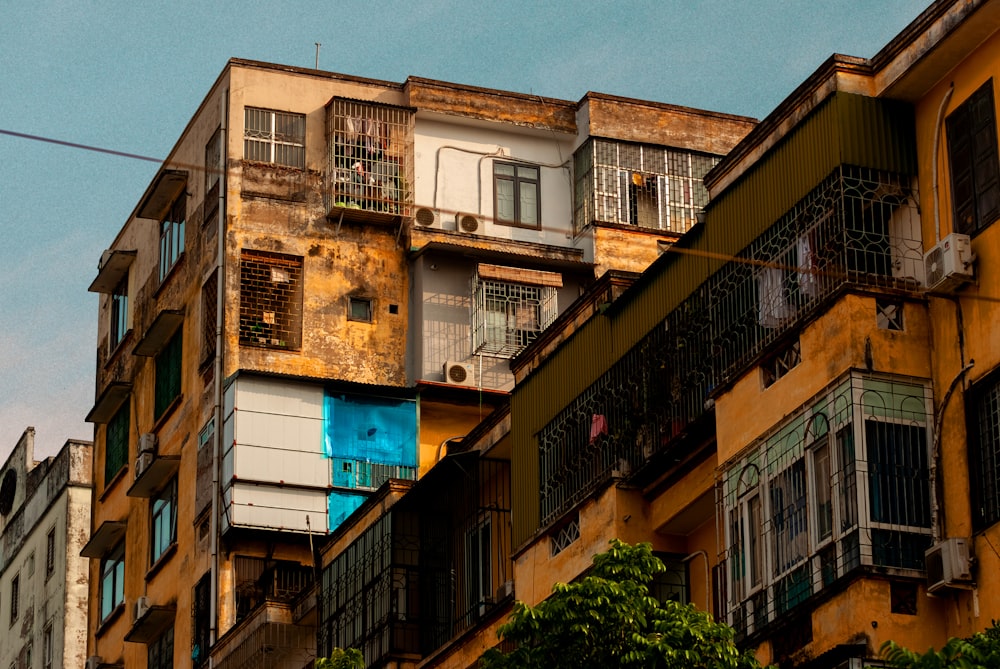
[
  {"left": 204, "top": 127, "right": 222, "bottom": 223},
  {"left": 151, "top": 478, "right": 178, "bottom": 564},
  {"left": 722, "top": 373, "right": 932, "bottom": 634},
  {"left": 201, "top": 272, "right": 218, "bottom": 362},
  {"left": 968, "top": 368, "right": 1000, "bottom": 530},
  {"left": 26, "top": 552, "right": 34, "bottom": 577},
  {"left": 110, "top": 273, "right": 129, "bottom": 351},
  {"left": 105, "top": 403, "right": 129, "bottom": 485},
  {"left": 42, "top": 625, "right": 52, "bottom": 669},
  {"left": 148, "top": 625, "right": 174, "bottom": 669},
  {"left": 761, "top": 339, "right": 801, "bottom": 388},
  {"left": 239, "top": 250, "right": 304, "bottom": 349},
  {"left": 465, "top": 515, "right": 492, "bottom": 611},
  {"left": 549, "top": 514, "right": 580, "bottom": 557},
  {"left": 650, "top": 554, "right": 688, "bottom": 604},
  {"left": 947, "top": 79, "right": 1000, "bottom": 235},
  {"left": 9, "top": 573, "right": 18, "bottom": 625},
  {"left": 244, "top": 107, "right": 305, "bottom": 168},
  {"left": 158, "top": 195, "right": 185, "bottom": 283},
  {"left": 154, "top": 329, "right": 182, "bottom": 420},
  {"left": 494, "top": 162, "right": 540, "bottom": 227},
  {"left": 100, "top": 543, "right": 125, "bottom": 621},
  {"left": 472, "top": 268, "right": 559, "bottom": 358},
  {"left": 348, "top": 296, "right": 372, "bottom": 323},
  {"left": 877, "top": 298, "right": 904, "bottom": 331},
  {"left": 45, "top": 527, "right": 55, "bottom": 580},
  {"left": 192, "top": 574, "right": 211, "bottom": 667}
]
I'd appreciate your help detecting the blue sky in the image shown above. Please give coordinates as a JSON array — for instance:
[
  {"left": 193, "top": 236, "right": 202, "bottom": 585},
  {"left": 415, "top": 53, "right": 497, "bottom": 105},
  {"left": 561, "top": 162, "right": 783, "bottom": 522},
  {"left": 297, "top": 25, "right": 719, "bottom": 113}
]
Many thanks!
[{"left": 0, "top": 0, "right": 929, "bottom": 461}]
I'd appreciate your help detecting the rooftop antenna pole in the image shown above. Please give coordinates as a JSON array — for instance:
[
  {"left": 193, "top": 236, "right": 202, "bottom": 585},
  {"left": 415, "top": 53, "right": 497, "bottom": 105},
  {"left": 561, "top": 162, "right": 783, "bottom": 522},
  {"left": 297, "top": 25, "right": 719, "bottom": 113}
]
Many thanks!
[{"left": 315, "top": 43, "right": 321, "bottom": 70}]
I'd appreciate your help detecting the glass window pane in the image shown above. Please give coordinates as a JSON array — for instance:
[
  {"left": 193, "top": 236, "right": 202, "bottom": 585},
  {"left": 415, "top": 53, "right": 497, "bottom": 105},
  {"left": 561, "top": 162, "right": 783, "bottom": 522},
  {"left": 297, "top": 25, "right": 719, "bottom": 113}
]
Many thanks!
[
  {"left": 494, "top": 163, "right": 515, "bottom": 177},
  {"left": 496, "top": 179, "right": 515, "bottom": 221},
  {"left": 520, "top": 182, "right": 538, "bottom": 225}
]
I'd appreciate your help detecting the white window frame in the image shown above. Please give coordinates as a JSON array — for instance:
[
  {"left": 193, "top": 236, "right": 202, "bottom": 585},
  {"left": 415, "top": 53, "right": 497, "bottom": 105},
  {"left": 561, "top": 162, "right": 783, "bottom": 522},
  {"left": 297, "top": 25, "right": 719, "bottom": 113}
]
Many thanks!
[
  {"left": 244, "top": 107, "right": 305, "bottom": 168},
  {"left": 472, "top": 274, "right": 557, "bottom": 358}
]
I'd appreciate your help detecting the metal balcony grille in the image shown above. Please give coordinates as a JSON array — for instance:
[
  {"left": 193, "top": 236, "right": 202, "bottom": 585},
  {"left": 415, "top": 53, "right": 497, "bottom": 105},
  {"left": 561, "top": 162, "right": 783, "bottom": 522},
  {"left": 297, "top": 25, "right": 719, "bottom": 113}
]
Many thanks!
[
  {"left": 718, "top": 372, "right": 933, "bottom": 638},
  {"left": 573, "top": 138, "right": 719, "bottom": 233},
  {"left": 540, "top": 166, "right": 922, "bottom": 528},
  {"left": 472, "top": 276, "right": 558, "bottom": 358},
  {"left": 238, "top": 250, "right": 303, "bottom": 350},
  {"left": 326, "top": 98, "right": 414, "bottom": 218}
]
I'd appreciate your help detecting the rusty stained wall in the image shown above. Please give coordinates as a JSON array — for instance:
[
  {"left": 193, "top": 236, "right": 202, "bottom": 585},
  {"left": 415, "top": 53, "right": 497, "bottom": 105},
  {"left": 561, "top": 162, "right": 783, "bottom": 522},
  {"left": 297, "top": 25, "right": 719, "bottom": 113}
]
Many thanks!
[
  {"left": 225, "top": 161, "right": 409, "bottom": 386},
  {"left": 591, "top": 226, "right": 677, "bottom": 278},
  {"left": 583, "top": 92, "right": 756, "bottom": 156}
]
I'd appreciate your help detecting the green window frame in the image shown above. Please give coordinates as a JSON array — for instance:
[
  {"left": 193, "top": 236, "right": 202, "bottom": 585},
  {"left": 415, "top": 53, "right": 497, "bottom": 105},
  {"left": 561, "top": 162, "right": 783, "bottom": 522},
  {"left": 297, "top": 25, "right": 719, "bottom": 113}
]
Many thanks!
[
  {"left": 154, "top": 330, "right": 182, "bottom": 420},
  {"left": 105, "top": 403, "right": 129, "bottom": 484}
]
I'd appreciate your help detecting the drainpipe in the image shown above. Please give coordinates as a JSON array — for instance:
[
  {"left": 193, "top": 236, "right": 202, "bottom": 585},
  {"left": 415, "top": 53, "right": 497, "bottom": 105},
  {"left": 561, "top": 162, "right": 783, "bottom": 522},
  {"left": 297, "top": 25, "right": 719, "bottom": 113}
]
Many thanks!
[
  {"left": 209, "top": 86, "right": 229, "bottom": 658},
  {"left": 932, "top": 83, "right": 954, "bottom": 243},
  {"left": 930, "top": 359, "right": 973, "bottom": 544}
]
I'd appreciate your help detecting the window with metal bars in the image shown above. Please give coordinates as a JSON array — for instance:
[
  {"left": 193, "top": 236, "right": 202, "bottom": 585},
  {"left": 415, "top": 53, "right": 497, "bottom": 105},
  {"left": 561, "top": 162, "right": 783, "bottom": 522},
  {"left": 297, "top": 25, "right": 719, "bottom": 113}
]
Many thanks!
[
  {"left": 154, "top": 329, "right": 182, "bottom": 420},
  {"left": 45, "top": 527, "right": 55, "bottom": 580},
  {"left": 244, "top": 108, "right": 305, "bottom": 168},
  {"left": 472, "top": 276, "right": 557, "bottom": 358},
  {"left": 968, "top": 367, "right": 1000, "bottom": 530},
  {"left": 201, "top": 272, "right": 218, "bottom": 362},
  {"left": 549, "top": 514, "right": 580, "bottom": 556},
  {"left": 721, "top": 372, "right": 932, "bottom": 636},
  {"left": 326, "top": 98, "right": 413, "bottom": 215},
  {"left": 147, "top": 625, "right": 174, "bottom": 669},
  {"left": 204, "top": 127, "right": 222, "bottom": 223},
  {"left": 761, "top": 339, "right": 801, "bottom": 388},
  {"left": 9, "top": 573, "right": 18, "bottom": 625},
  {"left": 947, "top": 79, "right": 1000, "bottom": 235},
  {"left": 573, "top": 138, "right": 719, "bottom": 233},
  {"left": 239, "top": 250, "right": 303, "bottom": 350},
  {"left": 192, "top": 573, "right": 211, "bottom": 667},
  {"left": 105, "top": 403, "right": 129, "bottom": 485}
]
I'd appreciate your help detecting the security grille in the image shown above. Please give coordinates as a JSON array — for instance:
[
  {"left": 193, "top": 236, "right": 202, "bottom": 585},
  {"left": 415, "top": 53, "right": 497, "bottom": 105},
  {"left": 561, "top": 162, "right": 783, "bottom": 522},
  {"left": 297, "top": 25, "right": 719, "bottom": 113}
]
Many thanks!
[
  {"left": 472, "top": 277, "right": 557, "bottom": 358},
  {"left": 238, "top": 250, "right": 303, "bottom": 350}
]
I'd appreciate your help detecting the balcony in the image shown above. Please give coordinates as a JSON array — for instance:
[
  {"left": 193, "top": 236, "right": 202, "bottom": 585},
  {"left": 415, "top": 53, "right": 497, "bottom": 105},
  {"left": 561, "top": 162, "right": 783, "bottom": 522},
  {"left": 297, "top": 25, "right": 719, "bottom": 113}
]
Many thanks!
[{"left": 325, "top": 97, "right": 414, "bottom": 225}]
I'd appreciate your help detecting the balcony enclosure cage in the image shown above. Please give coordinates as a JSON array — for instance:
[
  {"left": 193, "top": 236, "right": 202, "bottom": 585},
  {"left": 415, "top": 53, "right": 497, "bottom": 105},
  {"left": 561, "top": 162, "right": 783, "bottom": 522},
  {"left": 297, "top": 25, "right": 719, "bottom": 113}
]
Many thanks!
[
  {"left": 573, "top": 138, "right": 720, "bottom": 234},
  {"left": 539, "top": 165, "right": 922, "bottom": 528},
  {"left": 326, "top": 98, "right": 414, "bottom": 221}
]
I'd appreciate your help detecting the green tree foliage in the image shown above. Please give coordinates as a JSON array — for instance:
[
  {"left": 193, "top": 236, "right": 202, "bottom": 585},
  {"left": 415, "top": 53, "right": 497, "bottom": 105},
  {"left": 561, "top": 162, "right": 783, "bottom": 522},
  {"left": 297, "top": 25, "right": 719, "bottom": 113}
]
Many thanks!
[
  {"left": 479, "top": 539, "right": 762, "bottom": 669},
  {"left": 315, "top": 648, "right": 364, "bottom": 669},
  {"left": 879, "top": 621, "right": 1000, "bottom": 669}
]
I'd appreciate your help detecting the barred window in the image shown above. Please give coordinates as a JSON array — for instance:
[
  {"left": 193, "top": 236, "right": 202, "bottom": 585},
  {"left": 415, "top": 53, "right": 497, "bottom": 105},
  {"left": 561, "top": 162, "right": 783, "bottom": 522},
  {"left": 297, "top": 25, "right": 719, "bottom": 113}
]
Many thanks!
[
  {"left": 201, "top": 272, "right": 218, "bottom": 362},
  {"left": 968, "top": 368, "right": 1000, "bottom": 530},
  {"left": 147, "top": 625, "right": 174, "bottom": 669},
  {"left": 244, "top": 108, "right": 305, "bottom": 168},
  {"left": 239, "top": 250, "right": 304, "bottom": 350},
  {"left": 105, "top": 403, "right": 129, "bottom": 485},
  {"left": 947, "top": 79, "right": 1000, "bottom": 235},
  {"left": 472, "top": 266, "right": 559, "bottom": 358}
]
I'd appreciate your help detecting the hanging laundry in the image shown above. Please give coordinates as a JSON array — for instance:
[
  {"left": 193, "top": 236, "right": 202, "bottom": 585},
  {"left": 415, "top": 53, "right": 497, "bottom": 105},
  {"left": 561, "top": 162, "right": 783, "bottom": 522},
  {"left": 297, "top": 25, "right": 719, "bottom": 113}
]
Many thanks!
[{"left": 589, "top": 414, "right": 609, "bottom": 444}]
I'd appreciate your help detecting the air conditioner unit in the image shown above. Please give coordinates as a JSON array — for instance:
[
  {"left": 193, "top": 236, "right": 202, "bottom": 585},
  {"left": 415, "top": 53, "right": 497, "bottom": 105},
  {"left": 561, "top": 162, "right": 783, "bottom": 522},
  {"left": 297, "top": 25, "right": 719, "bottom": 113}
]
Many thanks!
[
  {"left": 924, "top": 232, "right": 973, "bottom": 292},
  {"left": 496, "top": 580, "right": 514, "bottom": 601},
  {"left": 134, "top": 451, "right": 155, "bottom": 480},
  {"left": 85, "top": 656, "right": 103, "bottom": 669},
  {"left": 135, "top": 595, "right": 150, "bottom": 621},
  {"left": 455, "top": 212, "right": 482, "bottom": 234},
  {"left": 444, "top": 361, "right": 475, "bottom": 386},
  {"left": 413, "top": 206, "right": 439, "bottom": 228},
  {"left": 925, "top": 537, "right": 973, "bottom": 594},
  {"left": 138, "top": 432, "right": 157, "bottom": 455}
]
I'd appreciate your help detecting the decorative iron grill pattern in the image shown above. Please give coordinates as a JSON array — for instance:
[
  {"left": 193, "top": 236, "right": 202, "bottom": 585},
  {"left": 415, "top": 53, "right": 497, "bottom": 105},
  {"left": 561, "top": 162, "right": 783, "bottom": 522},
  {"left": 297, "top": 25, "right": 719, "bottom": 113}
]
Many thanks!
[
  {"left": 969, "top": 369, "right": 1000, "bottom": 529},
  {"left": 718, "top": 372, "right": 933, "bottom": 639},
  {"left": 327, "top": 98, "right": 414, "bottom": 216},
  {"left": 238, "top": 250, "right": 303, "bottom": 350},
  {"left": 573, "top": 138, "right": 719, "bottom": 233},
  {"left": 540, "top": 166, "right": 921, "bottom": 527},
  {"left": 211, "top": 622, "right": 315, "bottom": 669},
  {"left": 472, "top": 276, "right": 558, "bottom": 358}
]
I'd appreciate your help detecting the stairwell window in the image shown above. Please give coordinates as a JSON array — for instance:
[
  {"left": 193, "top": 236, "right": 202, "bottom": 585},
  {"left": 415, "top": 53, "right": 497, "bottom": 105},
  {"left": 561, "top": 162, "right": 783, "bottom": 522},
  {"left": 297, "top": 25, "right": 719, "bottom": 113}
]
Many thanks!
[
  {"left": 494, "top": 162, "right": 540, "bottom": 228},
  {"left": 148, "top": 625, "right": 174, "bottom": 669},
  {"left": 947, "top": 79, "right": 1000, "bottom": 235},
  {"left": 472, "top": 264, "right": 560, "bottom": 358},
  {"left": 244, "top": 107, "right": 305, "bottom": 169},
  {"left": 105, "top": 403, "right": 129, "bottom": 485},
  {"left": 158, "top": 196, "right": 185, "bottom": 283}
]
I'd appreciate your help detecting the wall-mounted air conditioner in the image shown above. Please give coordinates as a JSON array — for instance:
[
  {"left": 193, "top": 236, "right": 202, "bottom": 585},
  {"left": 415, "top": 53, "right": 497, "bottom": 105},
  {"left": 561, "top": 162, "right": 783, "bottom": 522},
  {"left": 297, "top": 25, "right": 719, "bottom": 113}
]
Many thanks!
[
  {"left": 925, "top": 537, "right": 973, "bottom": 594},
  {"left": 138, "top": 432, "right": 157, "bottom": 455},
  {"left": 444, "top": 361, "right": 475, "bottom": 386},
  {"left": 413, "top": 207, "right": 440, "bottom": 229},
  {"left": 455, "top": 213, "right": 482, "bottom": 234},
  {"left": 85, "top": 657, "right": 103, "bottom": 669},
  {"left": 135, "top": 451, "right": 155, "bottom": 480},
  {"left": 135, "top": 595, "right": 150, "bottom": 621},
  {"left": 924, "top": 232, "right": 973, "bottom": 292}
]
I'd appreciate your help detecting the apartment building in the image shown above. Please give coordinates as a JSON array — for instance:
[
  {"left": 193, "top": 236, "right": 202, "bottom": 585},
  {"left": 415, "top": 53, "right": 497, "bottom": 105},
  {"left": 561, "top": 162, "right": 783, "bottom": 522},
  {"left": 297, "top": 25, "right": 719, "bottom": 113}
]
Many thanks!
[
  {"left": 477, "top": 1, "right": 1000, "bottom": 668},
  {"left": 81, "top": 59, "right": 753, "bottom": 668},
  {"left": 0, "top": 428, "right": 92, "bottom": 669}
]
